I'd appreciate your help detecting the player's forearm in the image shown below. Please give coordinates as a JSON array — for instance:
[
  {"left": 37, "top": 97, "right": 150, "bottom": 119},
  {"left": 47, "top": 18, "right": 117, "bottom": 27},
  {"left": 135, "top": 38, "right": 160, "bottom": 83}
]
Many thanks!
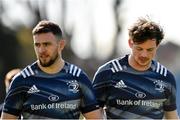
[
  {"left": 83, "top": 108, "right": 103, "bottom": 119},
  {"left": 164, "top": 110, "right": 179, "bottom": 119},
  {"left": 1, "top": 112, "right": 18, "bottom": 120}
]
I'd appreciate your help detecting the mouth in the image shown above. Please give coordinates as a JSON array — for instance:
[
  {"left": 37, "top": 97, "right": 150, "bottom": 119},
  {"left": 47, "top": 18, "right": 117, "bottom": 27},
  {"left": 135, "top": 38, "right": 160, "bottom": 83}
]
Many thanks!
[
  {"left": 39, "top": 54, "right": 49, "bottom": 59},
  {"left": 39, "top": 55, "right": 50, "bottom": 63},
  {"left": 139, "top": 57, "right": 149, "bottom": 63}
]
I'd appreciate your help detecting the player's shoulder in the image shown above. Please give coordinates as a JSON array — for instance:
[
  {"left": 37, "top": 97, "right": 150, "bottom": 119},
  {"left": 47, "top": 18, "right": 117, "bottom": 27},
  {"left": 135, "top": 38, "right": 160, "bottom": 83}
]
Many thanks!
[
  {"left": 152, "top": 60, "right": 176, "bottom": 87},
  {"left": 152, "top": 60, "right": 174, "bottom": 78},
  {"left": 96, "top": 55, "right": 128, "bottom": 74},
  {"left": 19, "top": 61, "right": 37, "bottom": 79},
  {"left": 64, "top": 62, "right": 85, "bottom": 78},
  {"left": 64, "top": 62, "right": 92, "bottom": 83},
  {"left": 10, "top": 62, "right": 36, "bottom": 86}
]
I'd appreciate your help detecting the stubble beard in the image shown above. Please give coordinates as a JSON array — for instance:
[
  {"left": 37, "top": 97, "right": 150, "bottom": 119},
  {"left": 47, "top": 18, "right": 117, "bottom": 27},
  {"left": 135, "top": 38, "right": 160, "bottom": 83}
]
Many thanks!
[{"left": 39, "top": 53, "right": 59, "bottom": 67}]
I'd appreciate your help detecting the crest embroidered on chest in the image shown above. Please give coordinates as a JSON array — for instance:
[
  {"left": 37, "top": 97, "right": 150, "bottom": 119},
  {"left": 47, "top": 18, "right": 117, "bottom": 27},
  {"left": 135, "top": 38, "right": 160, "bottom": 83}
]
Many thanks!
[
  {"left": 67, "top": 80, "right": 79, "bottom": 93},
  {"left": 153, "top": 80, "right": 166, "bottom": 92}
]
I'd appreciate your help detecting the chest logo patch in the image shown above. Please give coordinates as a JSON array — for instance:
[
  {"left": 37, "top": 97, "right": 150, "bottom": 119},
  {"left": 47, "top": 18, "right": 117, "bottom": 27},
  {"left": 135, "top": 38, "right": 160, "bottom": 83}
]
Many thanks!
[
  {"left": 114, "top": 80, "right": 127, "bottom": 88},
  {"left": 67, "top": 80, "right": 79, "bottom": 93},
  {"left": 27, "top": 85, "right": 40, "bottom": 94},
  {"left": 48, "top": 95, "right": 59, "bottom": 102},
  {"left": 154, "top": 80, "right": 166, "bottom": 92},
  {"left": 135, "top": 92, "right": 146, "bottom": 98}
]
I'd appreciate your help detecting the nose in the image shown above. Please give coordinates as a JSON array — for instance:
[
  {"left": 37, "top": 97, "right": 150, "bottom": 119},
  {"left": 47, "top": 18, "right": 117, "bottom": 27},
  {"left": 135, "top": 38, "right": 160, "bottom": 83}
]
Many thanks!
[
  {"left": 141, "top": 50, "right": 148, "bottom": 57},
  {"left": 38, "top": 46, "right": 46, "bottom": 53}
]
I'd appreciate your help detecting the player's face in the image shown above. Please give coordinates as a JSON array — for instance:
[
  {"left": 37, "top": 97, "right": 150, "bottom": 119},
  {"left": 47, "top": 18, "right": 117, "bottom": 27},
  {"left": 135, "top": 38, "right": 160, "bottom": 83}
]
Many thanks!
[
  {"left": 129, "top": 39, "right": 158, "bottom": 67},
  {"left": 33, "top": 32, "right": 64, "bottom": 67}
]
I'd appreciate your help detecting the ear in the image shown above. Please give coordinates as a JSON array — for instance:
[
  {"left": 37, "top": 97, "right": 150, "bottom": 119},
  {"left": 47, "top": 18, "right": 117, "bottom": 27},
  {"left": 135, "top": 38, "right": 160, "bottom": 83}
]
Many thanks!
[
  {"left": 59, "top": 39, "right": 66, "bottom": 50},
  {"left": 128, "top": 39, "right": 133, "bottom": 48}
]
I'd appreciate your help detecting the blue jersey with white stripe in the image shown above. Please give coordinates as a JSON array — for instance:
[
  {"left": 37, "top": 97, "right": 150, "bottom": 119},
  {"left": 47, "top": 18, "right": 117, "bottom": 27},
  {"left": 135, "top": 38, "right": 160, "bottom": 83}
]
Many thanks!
[
  {"left": 3, "top": 61, "right": 99, "bottom": 119},
  {"left": 93, "top": 55, "right": 176, "bottom": 119}
]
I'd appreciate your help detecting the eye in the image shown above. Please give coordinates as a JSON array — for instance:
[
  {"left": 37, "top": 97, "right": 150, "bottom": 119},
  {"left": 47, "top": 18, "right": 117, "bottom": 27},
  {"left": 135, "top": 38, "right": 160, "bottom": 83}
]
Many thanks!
[
  {"left": 43, "top": 42, "right": 51, "bottom": 47},
  {"left": 147, "top": 48, "right": 154, "bottom": 52},
  {"left": 136, "top": 47, "right": 143, "bottom": 51},
  {"left": 44, "top": 43, "right": 48, "bottom": 46},
  {"left": 34, "top": 43, "right": 40, "bottom": 47}
]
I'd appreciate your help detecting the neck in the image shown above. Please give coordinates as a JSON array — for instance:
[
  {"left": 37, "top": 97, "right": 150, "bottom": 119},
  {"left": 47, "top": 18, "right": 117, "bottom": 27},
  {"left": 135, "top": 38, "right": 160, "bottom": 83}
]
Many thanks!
[
  {"left": 128, "top": 55, "right": 151, "bottom": 71},
  {"left": 38, "top": 58, "right": 65, "bottom": 74}
]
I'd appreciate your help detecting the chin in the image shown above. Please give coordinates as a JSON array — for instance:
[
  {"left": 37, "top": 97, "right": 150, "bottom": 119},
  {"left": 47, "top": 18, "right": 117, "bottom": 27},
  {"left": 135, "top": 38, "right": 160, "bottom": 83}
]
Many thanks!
[
  {"left": 40, "top": 61, "right": 51, "bottom": 67},
  {"left": 41, "top": 63, "right": 50, "bottom": 67},
  {"left": 138, "top": 61, "right": 150, "bottom": 67}
]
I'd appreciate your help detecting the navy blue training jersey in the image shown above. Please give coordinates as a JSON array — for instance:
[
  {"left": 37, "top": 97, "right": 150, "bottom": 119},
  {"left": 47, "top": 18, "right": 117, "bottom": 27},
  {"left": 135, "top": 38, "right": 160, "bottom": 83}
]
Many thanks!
[
  {"left": 93, "top": 55, "right": 177, "bottom": 119},
  {"left": 3, "top": 61, "right": 99, "bottom": 119}
]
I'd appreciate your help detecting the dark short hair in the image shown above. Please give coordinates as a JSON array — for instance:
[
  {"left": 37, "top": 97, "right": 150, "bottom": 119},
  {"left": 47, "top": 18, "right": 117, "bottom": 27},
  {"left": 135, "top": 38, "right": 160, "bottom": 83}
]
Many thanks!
[
  {"left": 32, "top": 20, "right": 63, "bottom": 40},
  {"left": 128, "top": 17, "right": 164, "bottom": 45}
]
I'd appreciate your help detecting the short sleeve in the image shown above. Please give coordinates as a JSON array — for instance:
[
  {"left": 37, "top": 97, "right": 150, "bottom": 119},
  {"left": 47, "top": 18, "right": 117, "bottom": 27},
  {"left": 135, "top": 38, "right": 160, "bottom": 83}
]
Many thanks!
[
  {"left": 78, "top": 71, "right": 100, "bottom": 113},
  {"left": 163, "top": 72, "right": 177, "bottom": 111},
  {"left": 2, "top": 74, "right": 27, "bottom": 116},
  {"left": 92, "top": 67, "right": 112, "bottom": 108}
]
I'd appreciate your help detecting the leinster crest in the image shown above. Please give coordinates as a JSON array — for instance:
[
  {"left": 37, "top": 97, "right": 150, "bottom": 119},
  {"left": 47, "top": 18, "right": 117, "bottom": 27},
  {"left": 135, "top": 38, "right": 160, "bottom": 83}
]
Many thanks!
[
  {"left": 153, "top": 80, "right": 166, "bottom": 92},
  {"left": 67, "top": 80, "right": 79, "bottom": 93}
]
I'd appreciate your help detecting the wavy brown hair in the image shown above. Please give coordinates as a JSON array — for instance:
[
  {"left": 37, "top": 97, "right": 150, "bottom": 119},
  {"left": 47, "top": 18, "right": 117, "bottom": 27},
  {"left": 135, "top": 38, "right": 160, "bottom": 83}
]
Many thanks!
[{"left": 128, "top": 17, "right": 164, "bottom": 45}]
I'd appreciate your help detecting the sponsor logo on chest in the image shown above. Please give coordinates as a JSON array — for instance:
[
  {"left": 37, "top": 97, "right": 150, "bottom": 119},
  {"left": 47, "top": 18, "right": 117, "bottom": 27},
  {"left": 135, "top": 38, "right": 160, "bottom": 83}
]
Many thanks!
[
  {"left": 114, "top": 80, "right": 127, "bottom": 88},
  {"left": 27, "top": 85, "right": 40, "bottom": 94}
]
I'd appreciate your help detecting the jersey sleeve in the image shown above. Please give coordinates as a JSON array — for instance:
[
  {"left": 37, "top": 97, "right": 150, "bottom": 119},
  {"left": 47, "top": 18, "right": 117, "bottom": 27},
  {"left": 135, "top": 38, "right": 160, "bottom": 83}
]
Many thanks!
[
  {"left": 2, "top": 73, "right": 27, "bottom": 116},
  {"left": 92, "top": 66, "right": 112, "bottom": 108},
  {"left": 78, "top": 71, "right": 100, "bottom": 113},
  {"left": 163, "top": 72, "right": 177, "bottom": 111}
]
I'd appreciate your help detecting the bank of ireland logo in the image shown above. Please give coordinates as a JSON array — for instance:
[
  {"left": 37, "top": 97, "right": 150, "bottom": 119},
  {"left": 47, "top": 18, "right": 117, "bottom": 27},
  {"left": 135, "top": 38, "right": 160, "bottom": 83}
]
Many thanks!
[
  {"left": 135, "top": 92, "right": 146, "bottom": 99},
  {"left": 48, "top": 95, "right": 59, "bottom": 102},
  {"left": 67, "top": 80, "right": 79, "bottom": 93},
  {"left": 154, "top": 80, "right": 166, "bottom": 92}
]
